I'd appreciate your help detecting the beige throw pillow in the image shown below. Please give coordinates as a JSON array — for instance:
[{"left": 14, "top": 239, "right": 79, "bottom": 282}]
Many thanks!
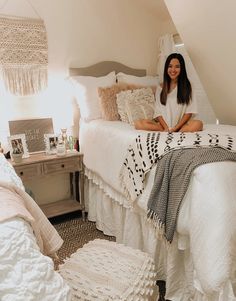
[
  {"left": 116, "top": 87, "right": 155, "bottom": 125},
  {"left": 98, "top": 83, "right": 152, "bottom": 121}
]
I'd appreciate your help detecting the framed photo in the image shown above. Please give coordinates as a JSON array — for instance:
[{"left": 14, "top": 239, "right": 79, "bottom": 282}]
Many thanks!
[
  {"left": 8, "top": 134, "right": 29, "bottom": 158},
  {"left": 8, "top": 118, "right": 54, "bottom": 154},
  {"left": 44, "top": 133, "right": 59, "bottom": 155}
]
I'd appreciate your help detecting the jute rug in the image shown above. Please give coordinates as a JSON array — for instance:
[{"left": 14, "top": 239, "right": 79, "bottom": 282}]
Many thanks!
[{"left": 51, "top": 212, "right": 115, "bottom": 270}]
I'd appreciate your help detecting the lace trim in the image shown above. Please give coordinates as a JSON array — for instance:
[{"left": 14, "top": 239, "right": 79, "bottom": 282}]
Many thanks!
[{"left": 85, "top": 167, "right": 132, "bottom": 209}]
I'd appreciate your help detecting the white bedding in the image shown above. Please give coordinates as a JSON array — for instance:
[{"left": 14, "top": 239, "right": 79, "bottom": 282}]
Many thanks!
[
  {"left": 0, "top": 154, "right": 71, "bottom": 300},
  {"left": 80, "top": 119, "right": 236, "bottom": 301},
  {"left": 0, "top": 218, "right": 70, "bottom": 301}
]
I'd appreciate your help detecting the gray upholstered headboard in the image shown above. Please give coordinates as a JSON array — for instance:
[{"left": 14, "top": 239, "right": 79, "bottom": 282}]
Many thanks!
[{"left": 69, "top": 61, "right": 146, "bottom": 77}]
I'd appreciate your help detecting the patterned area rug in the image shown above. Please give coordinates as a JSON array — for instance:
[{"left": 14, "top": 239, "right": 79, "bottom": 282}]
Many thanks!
[{"left": 50, "top": 212, "right": 115, "bottom": 270}]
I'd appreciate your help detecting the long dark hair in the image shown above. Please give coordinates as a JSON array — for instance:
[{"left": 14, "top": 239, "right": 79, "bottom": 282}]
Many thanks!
[{"left": 160, "top": 53, "right": 192, "bottom": 105}]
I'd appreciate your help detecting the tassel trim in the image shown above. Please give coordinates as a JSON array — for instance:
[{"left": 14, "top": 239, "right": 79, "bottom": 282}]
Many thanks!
[{"left": 1, "top": 65, "right": 47, "bottom": 96}]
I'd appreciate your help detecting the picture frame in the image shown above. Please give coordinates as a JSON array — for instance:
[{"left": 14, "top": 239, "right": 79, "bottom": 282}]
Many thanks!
[
  {"left": 8, "top": 134, "right": 29, "bottom": 158},
  {"left": 8, "top": 118, "right": 54, "bottom": 154},
  {"left": 44, "top": 133, "right": 59, "bottom": 155}
]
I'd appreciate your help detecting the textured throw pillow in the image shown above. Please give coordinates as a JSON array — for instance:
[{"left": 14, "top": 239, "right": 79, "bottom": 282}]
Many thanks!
[
  {"left": 116, "top": 72, "right": 159, "bottom": 86},
  {"left": 70, "top": 71, "right": 116, "bottom": 121},
  {"left": 98, "top": 83, "right": 153, "bottom": 121},
  {"left": 116, "top": 87, "right": 155, "bottom": 125}
]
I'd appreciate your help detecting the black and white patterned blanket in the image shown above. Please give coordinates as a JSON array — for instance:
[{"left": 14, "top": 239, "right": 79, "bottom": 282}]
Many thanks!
[
  {"left": 147, "top": 147, "right": 236, "bottom": 242},
  {"left": 119, "top": 131, "right": 235, "bottom": 203}
]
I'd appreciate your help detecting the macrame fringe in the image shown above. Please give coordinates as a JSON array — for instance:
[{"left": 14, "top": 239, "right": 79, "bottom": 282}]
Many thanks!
[
  {"left": 146, "top": 209, "right": 171, "bottom": 245},
  {"left": 1, "top": 65, "right": 47, "bottom": 96}
]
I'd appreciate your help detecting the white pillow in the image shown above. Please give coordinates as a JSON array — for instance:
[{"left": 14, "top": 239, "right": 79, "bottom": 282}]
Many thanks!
[
  {"left": 116, "top": 87, "right": 155, "bottom": 125},
  {"left": 70, "top": 71, "right": 116, "bottom": 121},
  {"left": 116, "top": 72, "right": 159, "bottom": 86}
]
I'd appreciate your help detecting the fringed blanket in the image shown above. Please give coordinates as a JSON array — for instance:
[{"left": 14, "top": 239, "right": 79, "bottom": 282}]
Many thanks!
[
  {"left": 147, "top": 147, "right": 236, "bottom": 242},
  {"left": 120, "top": 131, "right": 235, "bottom": 203},
  {"left": 0, "top": 16, "right": 48, "bottom": 95}
]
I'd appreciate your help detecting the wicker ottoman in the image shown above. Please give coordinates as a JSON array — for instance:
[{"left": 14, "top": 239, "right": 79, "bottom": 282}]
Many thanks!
[{"left": 59, "top": 239, "right": 157, "bottom": 301}]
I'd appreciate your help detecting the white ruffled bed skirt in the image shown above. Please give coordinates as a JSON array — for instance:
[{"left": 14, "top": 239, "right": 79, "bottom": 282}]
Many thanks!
[{"left": 84, "top": 172, "right": 236, "bottom": 301}]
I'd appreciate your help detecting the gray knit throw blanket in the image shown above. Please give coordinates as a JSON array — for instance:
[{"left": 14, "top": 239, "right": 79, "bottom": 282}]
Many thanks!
[
  {"left": 0, "top": 16, "right": 48, "bottom": 96},
  {"left": 147, "top": 147, "right": 236, "bottom": 243},
  {"left": 120, "top": 131, "right": 236, "bottom": 203}
]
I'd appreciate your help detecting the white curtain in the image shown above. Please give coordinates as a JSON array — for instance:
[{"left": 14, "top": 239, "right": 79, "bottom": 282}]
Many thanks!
[{"left": 156, "top": 34, "right": 175, "bottom": 81}]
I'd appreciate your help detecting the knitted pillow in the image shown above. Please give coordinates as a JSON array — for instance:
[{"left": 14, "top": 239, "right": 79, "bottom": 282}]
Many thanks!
[
  {"left": 98, "top": 84, "right": 156, "bottom": 121},
  {"left": 116, "top": 87, "right": 155, "bottom": 125}
]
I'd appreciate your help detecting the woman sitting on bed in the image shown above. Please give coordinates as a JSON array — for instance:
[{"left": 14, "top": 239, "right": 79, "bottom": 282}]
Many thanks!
[{"left": 134, "top": 53, "right": 203, "bottom": 132}]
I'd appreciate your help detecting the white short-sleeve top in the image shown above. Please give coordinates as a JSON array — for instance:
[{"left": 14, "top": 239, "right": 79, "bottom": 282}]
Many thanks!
[{"left": 154, "top": 85, "right": 198, "bottom": 128}]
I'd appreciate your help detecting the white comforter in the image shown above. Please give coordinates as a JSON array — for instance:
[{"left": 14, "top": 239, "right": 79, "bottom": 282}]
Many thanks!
[
  {"left": 0, "top": 154, "right": 71, "bottom": 300},
  {"left": 0, "top": 218, "right": 70, "bottom": 301},
  {"left": 80, "top": 120, "right": 236, "bottom": 300}
]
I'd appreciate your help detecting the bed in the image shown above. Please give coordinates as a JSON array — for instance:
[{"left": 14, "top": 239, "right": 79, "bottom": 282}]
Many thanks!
[
  {"left": 69, "top": 61, "right": 236, "bottom": 301},
  {"left": 0, "top": 153, "right": 71, "bottom": 300}
]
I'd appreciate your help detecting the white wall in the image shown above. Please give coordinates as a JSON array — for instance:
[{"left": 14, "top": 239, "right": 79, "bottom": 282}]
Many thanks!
[
  {"left": 0, "top": 0, "right": 176, "bottom": 141},
  {"left": 164, "top": 0, "right": 236, "bottom": 126},
  {"left": 0, "top": 0, "right": 176, "bottom": 203}
]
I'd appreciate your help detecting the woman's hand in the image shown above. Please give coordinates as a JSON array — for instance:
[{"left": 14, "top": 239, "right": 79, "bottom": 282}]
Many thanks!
[
  {"left": 157, "top": 116, "right": 169, "bottom": 132},
  {"left": 168, "top": 127, "right": 177, "bottom": 133},
  {"left": 173, "top": 113, "right": 192, "bottom": 132}
]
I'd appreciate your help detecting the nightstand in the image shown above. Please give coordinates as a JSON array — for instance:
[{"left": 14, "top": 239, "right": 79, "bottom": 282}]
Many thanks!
[{"left": 10, "top": 151, "right": 85, "bottom": 219}]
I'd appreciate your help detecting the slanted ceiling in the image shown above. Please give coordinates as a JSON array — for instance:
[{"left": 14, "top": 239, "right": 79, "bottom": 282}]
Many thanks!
[
  {"left": 164, "top": 0, "right": 236, "bottom": 126},
  {"left": 136, "top": 0, "right": 171, "bottom": 20}
]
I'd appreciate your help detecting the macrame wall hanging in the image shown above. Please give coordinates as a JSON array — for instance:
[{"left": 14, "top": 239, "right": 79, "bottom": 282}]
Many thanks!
[{"left": 0, "top": 0, "right": 48, "bottom": 96}]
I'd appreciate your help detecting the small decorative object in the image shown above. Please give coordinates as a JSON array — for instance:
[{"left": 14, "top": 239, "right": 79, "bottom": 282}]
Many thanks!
[
  {"left": 8, "top": 134, "right": 29, "bottom": 159},
  {"left": 11, "top": 148, "right": 23, "bottom": 163},
  {"left": 61, "top": 128, "right": 68, "bottom": 149},
  {"left": 68, "top": 136, "right": 77, "bottom": 152},
  {"left": 56, "top": 141, "right": 66, "bottom": 156},
  {"left": 74, "top": 139, "right": 80, "bottom": 152},
  {"left": 44, "top": 133, "right": 59, "bottom": 155}
]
